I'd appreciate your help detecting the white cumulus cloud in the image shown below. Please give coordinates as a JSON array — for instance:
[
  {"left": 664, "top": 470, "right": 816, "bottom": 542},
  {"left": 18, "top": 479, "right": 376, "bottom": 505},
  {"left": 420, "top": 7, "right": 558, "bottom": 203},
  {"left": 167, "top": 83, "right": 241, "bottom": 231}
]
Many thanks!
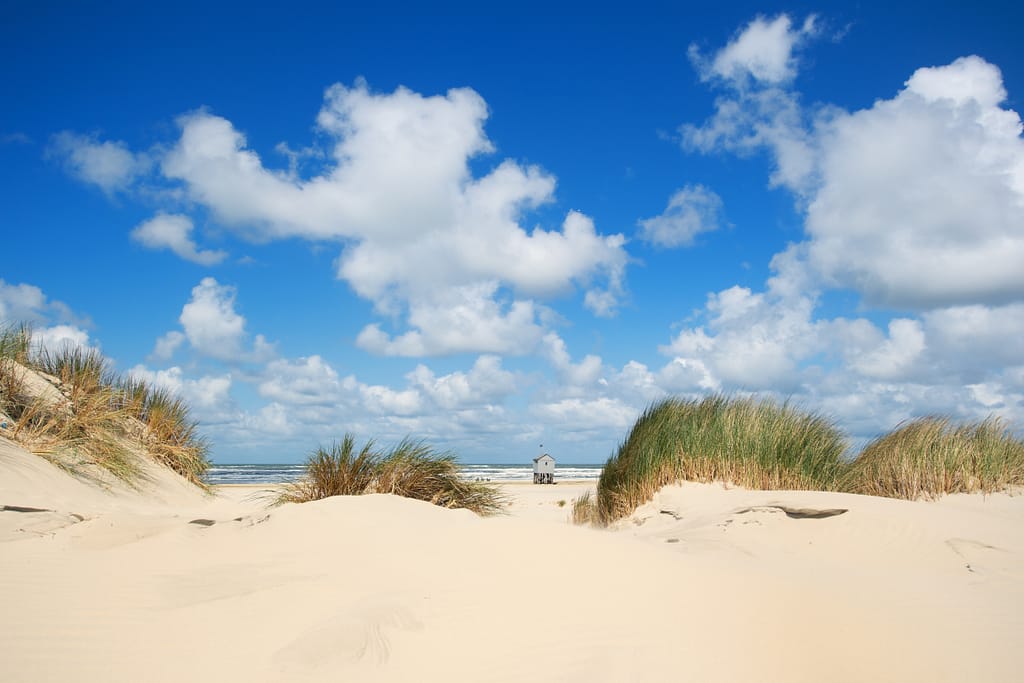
[
  {"left": 48, "top": 131, "right": 147, "bottom": 193},
  {"left": 128, "top": 365, "right": 233, "bottom": 411},
  {"left": 0, "top": 280, "right": 93, "bottom": 356},
  {"left": 407, "top": 355, "right": 518, "bottom": 410},
  {"left": 638, "top": 184, "right": 724, "bottom": 248},
  {"left": 668, "top": 16, "right": 1024, "bottom": 438},
  {"left": 131, "top": 213, "right": 227, "bottom": 265},
  {"left": 150, "top": 331, "right": 186, "bottom": 362},
  {"left": 0, "top": 280, "right": 49, "bottom": 324},
  {"left": 32, "top": 324, "right": 93, "bottom": 355},
  {"left": 691, "top": 14, "right": 818, "bottom": 86},
  {"left": 806, "top": 56, "right": 1024, "bottom": 309},
  {"left": 155, "top": 81, "right": 627, "bottom": 355},
  {"left": 173, "top": 278, "right": 273, "bottom": 362},
  {"left": 356, "top": 282, "right": 548, "bottom": 357}
]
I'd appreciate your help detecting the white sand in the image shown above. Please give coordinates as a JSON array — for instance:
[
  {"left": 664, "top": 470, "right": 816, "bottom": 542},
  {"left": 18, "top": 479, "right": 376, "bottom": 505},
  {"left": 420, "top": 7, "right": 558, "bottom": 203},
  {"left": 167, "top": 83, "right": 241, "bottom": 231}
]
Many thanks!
[{"left": 2, "top": 438, "right": 1022, "bottom": 682}]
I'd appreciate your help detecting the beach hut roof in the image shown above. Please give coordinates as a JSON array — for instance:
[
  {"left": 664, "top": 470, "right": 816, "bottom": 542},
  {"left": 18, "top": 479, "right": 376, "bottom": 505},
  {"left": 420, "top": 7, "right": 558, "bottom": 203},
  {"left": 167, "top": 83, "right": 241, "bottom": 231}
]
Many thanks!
[{"left": 533, "top": 454, "right": 555, "bottom": 463}]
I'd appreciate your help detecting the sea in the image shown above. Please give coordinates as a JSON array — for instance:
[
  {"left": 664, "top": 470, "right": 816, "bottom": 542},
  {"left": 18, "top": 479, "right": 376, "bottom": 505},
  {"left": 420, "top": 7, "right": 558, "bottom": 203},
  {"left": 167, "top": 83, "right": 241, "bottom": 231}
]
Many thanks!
[{"left": 204, "top": 463, "right": 604, "bottom": 485}]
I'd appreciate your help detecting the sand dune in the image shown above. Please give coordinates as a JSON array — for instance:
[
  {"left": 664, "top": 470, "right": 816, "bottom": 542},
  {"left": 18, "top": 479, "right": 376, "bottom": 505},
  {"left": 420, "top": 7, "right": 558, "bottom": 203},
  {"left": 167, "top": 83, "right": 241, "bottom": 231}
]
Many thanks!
[{"left": 1, "top": 438, "right": 1022, "bottom": 682}]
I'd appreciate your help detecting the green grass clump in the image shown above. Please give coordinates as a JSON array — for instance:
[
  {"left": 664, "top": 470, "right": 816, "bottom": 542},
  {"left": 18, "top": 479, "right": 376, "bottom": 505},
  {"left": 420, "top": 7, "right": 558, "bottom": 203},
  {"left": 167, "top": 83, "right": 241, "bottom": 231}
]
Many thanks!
[
  {"left": 276, "top": 434, "right": 507, "bottom": 516},
  {"left": 277, "top": 435, "right": 379, "bottom": 501},
  {"left": 595, "top": 395, "right": 848, "bottom": 525},
  {"left": 844, "top": 417, "right": 1024, "bottom": 500},
  {"left": 0, "top": 322, "right": 210, "bottom": 487}
]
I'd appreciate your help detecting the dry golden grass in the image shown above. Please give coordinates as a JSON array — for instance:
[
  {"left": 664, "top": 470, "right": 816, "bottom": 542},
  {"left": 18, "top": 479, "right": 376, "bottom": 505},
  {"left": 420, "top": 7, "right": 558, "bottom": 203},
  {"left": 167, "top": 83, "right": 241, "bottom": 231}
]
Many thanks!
[
  {"left": 844, "top": 416, "right": 1024, "bottom": 499},
  {"left": 0, "top": 323, "right": 210, "bottom": 487},
  {"left": 571, "top": 490, "right": 597, "bottom": 525}
]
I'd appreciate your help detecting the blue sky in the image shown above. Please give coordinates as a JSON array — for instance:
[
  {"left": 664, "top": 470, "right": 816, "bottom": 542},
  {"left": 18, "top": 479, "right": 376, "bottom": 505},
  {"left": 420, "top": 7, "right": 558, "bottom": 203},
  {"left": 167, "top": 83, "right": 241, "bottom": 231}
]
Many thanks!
[{"left": 3, "top": 2, "right": 1023, "bottom": 463}]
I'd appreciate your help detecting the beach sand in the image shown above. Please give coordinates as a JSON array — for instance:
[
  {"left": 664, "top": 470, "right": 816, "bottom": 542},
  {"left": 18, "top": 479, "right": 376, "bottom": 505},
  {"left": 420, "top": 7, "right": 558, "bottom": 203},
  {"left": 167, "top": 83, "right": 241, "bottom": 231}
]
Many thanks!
[{"left": 2, "top": 437, "right": 1022, "bottom": 681}]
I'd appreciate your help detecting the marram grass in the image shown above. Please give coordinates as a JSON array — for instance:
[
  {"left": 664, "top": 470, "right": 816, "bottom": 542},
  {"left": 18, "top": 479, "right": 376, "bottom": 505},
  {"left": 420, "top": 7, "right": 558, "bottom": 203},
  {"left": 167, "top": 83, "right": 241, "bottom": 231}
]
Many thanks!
[
  {"left": 571, "top": 490, "right": 597, "bottom": 525},
  {"left": 844, "top": 416, "right": 1024, "bottom": 499},
  {"left": 590, "top": 396, "right": 1024, "bottom": 525},
  {"left": 276, "top": 434, "right": 508, "bottom": 516},
  {"left": 0, "top": 322, "right": 210, "bottom": 487},
  {"left": 594, "top": 396, "right": 848, "bottom": 525},
  {"left": 0, "top": 323, "right": 31, "bottom": 365}
]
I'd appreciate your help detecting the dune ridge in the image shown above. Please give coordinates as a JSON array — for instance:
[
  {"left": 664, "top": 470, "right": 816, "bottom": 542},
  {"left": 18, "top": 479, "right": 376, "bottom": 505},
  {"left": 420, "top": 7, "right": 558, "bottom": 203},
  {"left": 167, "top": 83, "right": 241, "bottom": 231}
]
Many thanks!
[{"left": 2, "top": 433, "right": 1023, "bottom": 682}]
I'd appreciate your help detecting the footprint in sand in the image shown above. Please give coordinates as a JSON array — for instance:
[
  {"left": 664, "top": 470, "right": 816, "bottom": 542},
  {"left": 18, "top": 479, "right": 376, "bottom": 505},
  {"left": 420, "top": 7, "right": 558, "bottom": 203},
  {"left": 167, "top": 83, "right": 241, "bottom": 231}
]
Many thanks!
[
  {"left": 945, "top": 538, "right": 1013, "bottom": 578},
  {"left": 274, "top": 600, "right": 422, "bottom": 672}
]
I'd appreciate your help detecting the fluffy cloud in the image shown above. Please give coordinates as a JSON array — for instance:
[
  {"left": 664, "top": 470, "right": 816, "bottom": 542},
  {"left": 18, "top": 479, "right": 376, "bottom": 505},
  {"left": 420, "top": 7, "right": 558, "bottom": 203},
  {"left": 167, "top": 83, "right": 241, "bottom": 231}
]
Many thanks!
[
  {"left": 688, "top": 46, "right": 1024, "bottom": 310},
  {"left": 922, "top": 304, "right": 1024, "bottom": 373},
  {"left": 32, "top": 324, "right": 92, "bottom": 354},
  {"left": 131, "top": 213, "right": 227, "bottom": 265},
  {"left": 0, "top": 279, "right": 92, "bottom": 355},
  {"left": 47, "top": 132, "right": 147, "bottom": 193},
  {"left": 666, "top": 15, "right": 1024, "bottom": 437},
  {"left": 530, "top": 396, "right": 638, "bottom": 434},
  {"left": 179, "top": 278, "right": 246, "bottom": 358},
  {"left": 259, "top": 353, "right": 517, "bottom": 416},
  {"left": 407, "top": 355, "right": 518, "bottom": 409},
  {"left": 542, "top": 333, "right": 603, "bottom": 389},
  {"left": 155, "top": 82, "right": 627, "bottom": 354},
  {"left": 150, "top": 331, "right": 186, "bottom": 362},
  {"left": 682, "top": 82, "right": 816, "bottom": 195},
  {"left": 848, "top": 319, "right": 927, "bottom": 381},
  {"left": 54, "top": 81, "right": 627, "bottom": 357},
  {"left": 258, "top": 355, "right": 345, "bottom": 406},
  {"left": 128, "top": 365, "right": 233, "bottom": 411},
  {"left": 356, "top": 282, "right": 548, "bottom": 357},
  {"left": 638, "top": 184, "right": 724, "bottom": 248},
  {"left": 691, "top": 14, "right": 818, "bottom": 86},
  {"left": 658, "top": 279, "right": 1024, "bottom": 435},
  {"left": 662, "top": 284, "right": 820, "bottom": 391},
  {"left": 806, "top": 57, "right": 1024, "bottom": 309},
  {"left": 682, "top": 14, "right": 825, "bottom": 197},
  {"left": 166, "top": 277, "right": 273, "bottom": 362},
  {"left": 0, "top": 280, "right": 49, "bottom": 324}
]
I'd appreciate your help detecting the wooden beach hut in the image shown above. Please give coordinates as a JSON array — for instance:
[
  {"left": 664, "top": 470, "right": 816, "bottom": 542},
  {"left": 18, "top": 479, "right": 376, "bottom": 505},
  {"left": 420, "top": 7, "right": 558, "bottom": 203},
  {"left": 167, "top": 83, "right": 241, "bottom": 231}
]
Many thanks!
[{"left": 533, "top": 453, "right": 555, "bottom": 484}]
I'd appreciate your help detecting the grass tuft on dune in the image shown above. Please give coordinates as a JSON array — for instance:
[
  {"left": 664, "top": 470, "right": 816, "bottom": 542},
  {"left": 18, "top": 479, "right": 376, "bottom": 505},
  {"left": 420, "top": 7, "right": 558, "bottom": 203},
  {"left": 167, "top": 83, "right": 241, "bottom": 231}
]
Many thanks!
[
  {"left": 0, "top": 323, "right": 210, "bottom": 487},
  {"left": 571, "top": 490, "right": 597, "bottom": 525},
  {"left": 589, "top": 395, "right": 1024, "bottom": 525},
  {"left": 844, "top": 416, "right": 1024, "bottom": 499},
  {"left": 276, "top": 434, "right": 507, "bottom": 516},
  {"left": 594, "top": 396, "right": 847, "bottom": 525}
]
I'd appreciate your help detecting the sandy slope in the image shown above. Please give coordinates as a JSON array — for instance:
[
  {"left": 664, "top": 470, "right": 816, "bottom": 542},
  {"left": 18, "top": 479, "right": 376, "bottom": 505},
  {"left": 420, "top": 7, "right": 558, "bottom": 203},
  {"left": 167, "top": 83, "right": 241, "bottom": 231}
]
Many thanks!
[{"left": 1, "top": 441, "right": 1022, "bottom": 682}]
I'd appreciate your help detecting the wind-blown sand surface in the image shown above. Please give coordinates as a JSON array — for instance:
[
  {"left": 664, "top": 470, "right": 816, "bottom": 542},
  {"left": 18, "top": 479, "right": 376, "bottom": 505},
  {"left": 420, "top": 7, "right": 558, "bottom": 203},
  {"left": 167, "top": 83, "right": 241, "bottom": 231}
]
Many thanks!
[{"left": 2, "top": 437, "right": 1022, "bottom": 682}]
